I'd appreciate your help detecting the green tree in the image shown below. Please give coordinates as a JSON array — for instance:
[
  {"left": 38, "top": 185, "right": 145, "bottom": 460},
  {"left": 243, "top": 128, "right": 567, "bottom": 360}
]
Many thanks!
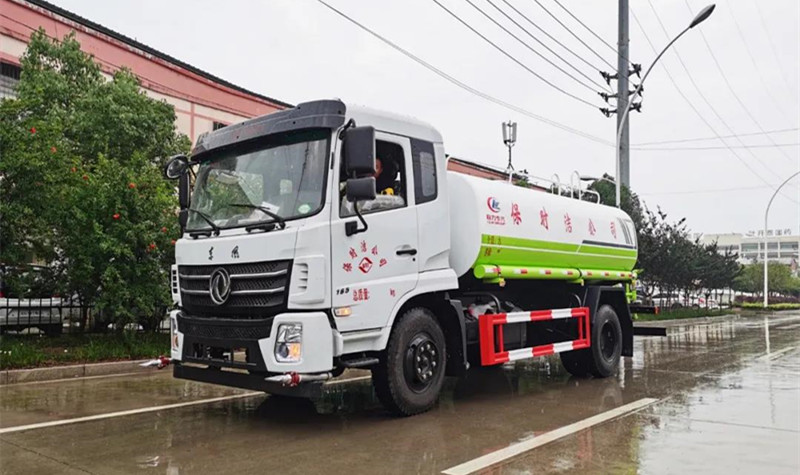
[
  {"left": 0, "top": 30, "right": 190, "bottom": 330},
  {"left": 733, "top": 263, "right": 796, "bottom": 299}
]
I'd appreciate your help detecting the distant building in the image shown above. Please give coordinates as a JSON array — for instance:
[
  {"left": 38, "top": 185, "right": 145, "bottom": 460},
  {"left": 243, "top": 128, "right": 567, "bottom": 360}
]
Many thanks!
[
  {"left": 1, "top": 0, "right": 290, "bottom": 143},
  {"left": 446, "top": 157, "right": 548, "bottom": 191},
  {"left": 699, "top": 232, "right": 800, "bottom": 271},
  {"left": 2, "top": 0, "right": 548, "bottom": 185}
]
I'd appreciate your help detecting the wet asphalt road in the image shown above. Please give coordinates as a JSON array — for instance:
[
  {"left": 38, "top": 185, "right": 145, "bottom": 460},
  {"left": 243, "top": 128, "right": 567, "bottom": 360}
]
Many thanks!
[{"left": 0, "top": 313, "right": 798, "bottom": 474}]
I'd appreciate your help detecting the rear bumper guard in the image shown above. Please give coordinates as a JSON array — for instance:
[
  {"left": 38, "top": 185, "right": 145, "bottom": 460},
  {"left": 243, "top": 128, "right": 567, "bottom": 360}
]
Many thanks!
[{"left": 479, "top": 307, "right": 591, "bottom": 366}]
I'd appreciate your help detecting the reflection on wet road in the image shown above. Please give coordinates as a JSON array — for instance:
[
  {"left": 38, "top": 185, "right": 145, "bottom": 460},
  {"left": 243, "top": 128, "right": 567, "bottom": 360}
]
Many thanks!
[{"left": 0, "top": 313, "right": 798, "bottom": 474}]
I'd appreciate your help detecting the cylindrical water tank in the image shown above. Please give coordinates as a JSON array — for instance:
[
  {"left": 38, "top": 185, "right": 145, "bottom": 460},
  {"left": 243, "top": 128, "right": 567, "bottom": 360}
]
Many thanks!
[{"left": 447, "top": 172, "right": 638, "bottom": 279}]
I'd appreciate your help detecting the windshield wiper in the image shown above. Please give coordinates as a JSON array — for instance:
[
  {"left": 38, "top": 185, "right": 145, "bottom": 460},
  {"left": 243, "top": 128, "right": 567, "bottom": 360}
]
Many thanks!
[
  {"left": 186, "top": 209, "right": 221, "bottom": 237},
  {"left": 226, "top": 203, "right": 286, "bottom": 229}
]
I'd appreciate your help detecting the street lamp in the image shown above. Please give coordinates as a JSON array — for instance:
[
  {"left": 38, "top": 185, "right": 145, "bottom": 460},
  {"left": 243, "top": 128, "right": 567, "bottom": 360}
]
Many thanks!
[
  {"left": 615, "top": 4, "right": 716, "bottom": 207},
  {"left": 502, "top": 120, "right": 517, "bottom": 182},
  {"left": 763, "top": 171, "right": 800, "bottom": 308}
]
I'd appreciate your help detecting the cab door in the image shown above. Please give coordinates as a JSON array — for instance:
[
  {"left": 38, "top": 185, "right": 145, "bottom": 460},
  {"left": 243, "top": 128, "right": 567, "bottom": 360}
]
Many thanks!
[{"left": 330, "top": 133, "right": 418, "bottom": 333}]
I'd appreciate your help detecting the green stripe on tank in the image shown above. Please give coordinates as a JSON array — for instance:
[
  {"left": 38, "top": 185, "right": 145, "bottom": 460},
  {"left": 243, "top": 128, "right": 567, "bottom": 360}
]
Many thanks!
[{"left": 474, "top": 234, "right": 637, "bottom": 271}]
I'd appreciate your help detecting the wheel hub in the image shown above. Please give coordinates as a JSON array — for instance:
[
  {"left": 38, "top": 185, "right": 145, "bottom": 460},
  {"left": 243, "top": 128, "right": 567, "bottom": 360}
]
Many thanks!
[
  {"left": 404, "top": 334, "right": 439, "bottom": 392},
  {"left": 600, "top": 322, "right": 617, "bottom": 360}
]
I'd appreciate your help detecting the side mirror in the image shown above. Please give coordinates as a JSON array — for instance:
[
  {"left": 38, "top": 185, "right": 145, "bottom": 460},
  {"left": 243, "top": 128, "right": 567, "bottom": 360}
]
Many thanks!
[
  {"left": 164, "top": 154, "right": 189, "bottom": 180},
  {"left": 346, "top": 177, "right": 376, "bottom": 203},
  {"left": 178, "top": 173, "right": 190, "bottom": 210},
  {"left": 343, "top": 126, "right": 375, "bottom": 176},
  {"left": 178, "top": 208, "right": 189, "bottom": 230}
]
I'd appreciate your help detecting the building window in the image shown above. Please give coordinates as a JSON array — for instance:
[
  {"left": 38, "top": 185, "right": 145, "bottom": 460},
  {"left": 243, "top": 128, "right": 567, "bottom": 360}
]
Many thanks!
[
  {"left": 0, "top": 62, "right": 21, "bottom": 99},
  {"left": 212, "top": 121, "right": 228, "bottom": 131}
]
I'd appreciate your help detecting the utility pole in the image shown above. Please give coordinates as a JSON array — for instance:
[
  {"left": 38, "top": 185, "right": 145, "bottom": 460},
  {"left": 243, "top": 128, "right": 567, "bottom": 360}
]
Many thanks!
[{"left": 617, "top": 0, "right": 630, "bottom": 189}]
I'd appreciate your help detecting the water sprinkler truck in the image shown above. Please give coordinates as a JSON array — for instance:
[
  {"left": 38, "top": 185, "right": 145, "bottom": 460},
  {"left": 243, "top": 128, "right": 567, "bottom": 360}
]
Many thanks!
[{"left": 162, "top": 99, "right": 641, "bottom": 416}]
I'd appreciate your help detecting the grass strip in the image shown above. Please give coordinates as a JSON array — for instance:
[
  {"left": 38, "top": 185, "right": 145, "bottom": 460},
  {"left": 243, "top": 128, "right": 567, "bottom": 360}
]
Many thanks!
[{"left": 0, "top": 333, "right": 169, "bottom": 370}]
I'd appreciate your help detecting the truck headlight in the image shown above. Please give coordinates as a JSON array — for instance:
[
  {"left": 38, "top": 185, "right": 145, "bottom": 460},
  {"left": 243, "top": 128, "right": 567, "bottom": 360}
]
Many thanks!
[{"left": 275, "top": 323, "right": 302, "bottom": 363}]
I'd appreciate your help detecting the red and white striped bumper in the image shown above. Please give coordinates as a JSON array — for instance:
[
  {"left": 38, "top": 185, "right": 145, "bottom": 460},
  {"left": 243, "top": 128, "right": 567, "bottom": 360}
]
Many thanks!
[{"left": 479, "top": 307, "right": 591, "bottom": 366}]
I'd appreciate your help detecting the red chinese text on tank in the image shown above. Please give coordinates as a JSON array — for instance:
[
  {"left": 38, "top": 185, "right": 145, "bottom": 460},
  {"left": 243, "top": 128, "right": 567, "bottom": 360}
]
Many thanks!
[
  {"left": 540, "top": 208, "right": 549, "bottom": 230},
  {"left": 511, "top": 203, "right": 522, "bottom": 225}
]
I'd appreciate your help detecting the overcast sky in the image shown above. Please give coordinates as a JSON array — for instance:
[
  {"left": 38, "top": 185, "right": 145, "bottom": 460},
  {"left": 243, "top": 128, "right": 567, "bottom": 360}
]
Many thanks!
[{"left": 53, "top": 0, "right": 800, "bottom": 235}]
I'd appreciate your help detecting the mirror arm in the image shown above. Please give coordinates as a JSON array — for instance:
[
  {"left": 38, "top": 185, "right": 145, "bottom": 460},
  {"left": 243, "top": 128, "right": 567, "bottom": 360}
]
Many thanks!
[
  {"left": 345, "top": 202, "right": 369, "bottom": 237},
  {"left": 338, "top": 119, "right": 356, "bottom": 140}
]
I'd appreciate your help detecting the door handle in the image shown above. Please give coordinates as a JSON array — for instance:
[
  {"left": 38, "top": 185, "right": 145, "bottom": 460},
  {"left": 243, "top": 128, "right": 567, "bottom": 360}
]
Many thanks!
[{"left": 396, "top": 248, "right": 417, "bottom": 256}]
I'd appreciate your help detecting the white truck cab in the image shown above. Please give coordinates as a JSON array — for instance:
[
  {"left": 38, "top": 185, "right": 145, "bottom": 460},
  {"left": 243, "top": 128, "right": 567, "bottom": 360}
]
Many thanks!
[{"left": 165, "top": 99, "right": 640, "bottom": 416}]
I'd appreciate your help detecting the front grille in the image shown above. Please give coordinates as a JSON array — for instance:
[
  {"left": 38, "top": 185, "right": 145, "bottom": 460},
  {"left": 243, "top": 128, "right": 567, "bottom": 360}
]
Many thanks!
[
  {"left": 178, "top": 260, "right": 291, "bottom": 318},
  {"left": 179, "top": 318, "right": 273, "bottom": 340}
]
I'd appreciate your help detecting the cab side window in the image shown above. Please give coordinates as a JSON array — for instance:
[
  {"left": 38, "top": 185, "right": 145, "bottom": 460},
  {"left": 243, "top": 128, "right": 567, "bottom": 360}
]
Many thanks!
[
  {"left": 411, "top": 139, "right": 436, "bottom": 204},
  {"left": 340, "top": 139, "right": 407, "bottom": 217}
]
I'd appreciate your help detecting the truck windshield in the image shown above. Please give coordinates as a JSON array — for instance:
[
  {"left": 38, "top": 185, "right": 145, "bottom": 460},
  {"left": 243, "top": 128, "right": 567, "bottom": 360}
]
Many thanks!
[{"left": 187, "top": 129, "right": 329, "bottom": 232}]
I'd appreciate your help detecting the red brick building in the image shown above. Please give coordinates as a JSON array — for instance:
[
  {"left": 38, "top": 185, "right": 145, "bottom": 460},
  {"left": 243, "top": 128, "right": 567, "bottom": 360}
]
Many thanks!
[
  {"left": 0, "top": 0, "right": 290, "bottom": 144},
  {"left": 1, "top": 0, "right": 537, "bottom": 185}
]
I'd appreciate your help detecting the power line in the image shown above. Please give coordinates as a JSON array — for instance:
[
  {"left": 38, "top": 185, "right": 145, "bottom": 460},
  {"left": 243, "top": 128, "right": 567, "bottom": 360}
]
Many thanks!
[
  {"left": 497, "top": 0, "right": 607, "bottom": 78},
  {"left": 550, "top": 0, "right": 631, "bottom": 65},
  {"left": 529, "top": 0, "right": 616, "bottom": 71},
  {"left": 431, "top": 0, "right": 600, "bottom": 109},
  {"left": 752, "top": 0, "right": 798, "bottom": 101},
  {"left": 727, "top": 2, "right": 797, "bottom": 125},
  {"left": 633, "top": 143, "right": 800, "bottom": 152},
  {"left": 630, "top": 8, "right": 797, "bottom": 205},
  {"left": 314, "top": 0, "right": 612, "bottom": 146},
  {"left": 683, "top": 0, "right": 798, "bottom": 166},
  {"left": 643, "top": 0, "right": 794, "bottom": 184},
  {"left": 482, "top": 0, "right": 612, "bottom": 92},
  {"left": 633, "top": 127, "right": 800, "bottom": 146},
  {"left": 463, "top": 0, "right": 607, "bottom": 93}
]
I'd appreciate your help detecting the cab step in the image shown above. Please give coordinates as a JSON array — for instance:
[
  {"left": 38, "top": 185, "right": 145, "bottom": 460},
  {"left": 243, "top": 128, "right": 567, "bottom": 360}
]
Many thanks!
[{"left": 340, "top": 357, "right": 380, "bottom": 368}]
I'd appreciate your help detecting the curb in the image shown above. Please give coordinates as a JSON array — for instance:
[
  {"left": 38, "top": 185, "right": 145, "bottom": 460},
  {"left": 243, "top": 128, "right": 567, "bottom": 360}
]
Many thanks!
[{"left": 1, "top": 359, "right": 155, "bottom": 385}]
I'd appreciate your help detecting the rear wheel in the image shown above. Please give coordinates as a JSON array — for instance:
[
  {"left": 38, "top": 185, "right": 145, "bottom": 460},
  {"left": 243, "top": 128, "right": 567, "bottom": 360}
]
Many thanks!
[
  {"left": 372, "top": 307, "right": 446, "bottom": 416},
  {"left": 560, "top": 304, "right": 622, "bottom": 378}
]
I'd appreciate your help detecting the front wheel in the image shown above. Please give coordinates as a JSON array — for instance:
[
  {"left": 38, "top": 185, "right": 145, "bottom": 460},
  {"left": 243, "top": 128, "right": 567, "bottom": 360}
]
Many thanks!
[{"left": 372, "top": 307, "right": 446, "bottom": 416}]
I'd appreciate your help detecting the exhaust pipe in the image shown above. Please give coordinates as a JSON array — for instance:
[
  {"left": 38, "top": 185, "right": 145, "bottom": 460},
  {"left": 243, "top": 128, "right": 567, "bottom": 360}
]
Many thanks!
[{"left": 265, "top": 371, "right": 333, "bottom": 387}]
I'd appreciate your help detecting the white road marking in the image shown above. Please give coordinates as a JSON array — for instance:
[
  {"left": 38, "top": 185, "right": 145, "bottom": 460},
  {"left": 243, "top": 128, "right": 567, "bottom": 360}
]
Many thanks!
[
  {"left": 1, "top": 371, "right": 165, "bottom": 387},
  {"left": 757, "top": 346, "right": 796, "bottom": 362},
  {"left": 0, "top": 375, "right": 378, "bottom": 434},
  {"left": 0, "top": 392, "right": 262, "bottom": 435},
  {"left": 441, "top": 397, "right": 659, "bottom": 475}
]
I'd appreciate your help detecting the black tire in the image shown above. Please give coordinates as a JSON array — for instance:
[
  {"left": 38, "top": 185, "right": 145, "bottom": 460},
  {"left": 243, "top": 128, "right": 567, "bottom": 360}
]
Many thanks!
[
  {"left": 559, "top": 304, "right": 622, "bottom": 378},
  {"left": 372, "top": 307, "right": 446, "bottom": 416},
  {"left": 559, "top": 349, "right": 591, "bottom": 377}
]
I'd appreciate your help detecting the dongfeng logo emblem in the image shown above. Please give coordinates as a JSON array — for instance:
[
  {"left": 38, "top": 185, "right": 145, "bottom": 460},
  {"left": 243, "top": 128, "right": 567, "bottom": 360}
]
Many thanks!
[
  {"left": 487, "top": 197, "right": 501, "bottom": 213},
  {"left": 209, "top": 268, "right": 231, "bottom": 305}
]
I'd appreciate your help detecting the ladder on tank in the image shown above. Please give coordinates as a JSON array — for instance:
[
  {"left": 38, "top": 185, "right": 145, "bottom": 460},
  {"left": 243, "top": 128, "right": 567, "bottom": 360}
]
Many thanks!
[{"left": 520, "top": 170, "right": 602, "bottom": 204}]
